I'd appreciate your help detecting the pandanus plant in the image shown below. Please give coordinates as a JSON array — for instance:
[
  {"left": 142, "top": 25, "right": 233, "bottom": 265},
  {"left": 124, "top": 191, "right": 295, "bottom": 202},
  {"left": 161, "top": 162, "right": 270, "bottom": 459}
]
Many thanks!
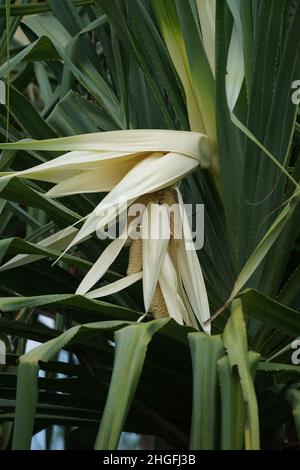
[
  {"left": 0, "top": 0, "right": 244, "bottom": 333},
  {"left": 0, "top": 0, "right": 299, "bottom": 451}
]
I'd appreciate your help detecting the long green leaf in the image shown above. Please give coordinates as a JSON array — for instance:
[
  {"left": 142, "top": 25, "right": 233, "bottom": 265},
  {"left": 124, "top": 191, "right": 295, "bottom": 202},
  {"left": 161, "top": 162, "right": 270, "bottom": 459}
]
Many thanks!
[
  {"left": 95, "top": 319, "right": 168, "bottom": 449},
  {"left": 223, "top": 299, "right": 260, "bottom": 449},
  {"left": 175, "top": 0, "right": 217, "bottom": 174},
  {"left": 0, "top": 236, "right": 91, "bottom": 271},
  {"left": 23, "top": 14, "right": 124, "bottom": 128},
  {"left": 0, "top": 0, "right": 94, "bottom": 16},
  {"left": 0, "top": 293, "right": 140, "bottom": 322},
  {"left": 0, "top": 37, "right": 59, "bottom": 77},
  {"left": 217, "top": 355, "right": 245, "bottom": 450},
  {"left": 229, "top": 193, "right": 300, "bottom": 301},
  {"left": 188, "top": 332, "right": 224, "bottom": 449}
]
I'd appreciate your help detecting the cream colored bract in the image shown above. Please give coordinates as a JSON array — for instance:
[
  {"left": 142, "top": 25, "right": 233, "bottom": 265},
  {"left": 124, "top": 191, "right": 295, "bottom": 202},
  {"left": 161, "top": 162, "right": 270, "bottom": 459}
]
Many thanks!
[{"left": 0, "top": 129, "right": 211, "bottom": 332}]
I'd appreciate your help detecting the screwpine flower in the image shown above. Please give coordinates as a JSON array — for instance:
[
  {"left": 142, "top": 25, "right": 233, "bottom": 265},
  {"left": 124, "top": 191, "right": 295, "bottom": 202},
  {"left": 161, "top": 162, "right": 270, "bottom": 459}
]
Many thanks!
[{"left": 0, "top": 130, "right": 211, "bottom": 333}]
